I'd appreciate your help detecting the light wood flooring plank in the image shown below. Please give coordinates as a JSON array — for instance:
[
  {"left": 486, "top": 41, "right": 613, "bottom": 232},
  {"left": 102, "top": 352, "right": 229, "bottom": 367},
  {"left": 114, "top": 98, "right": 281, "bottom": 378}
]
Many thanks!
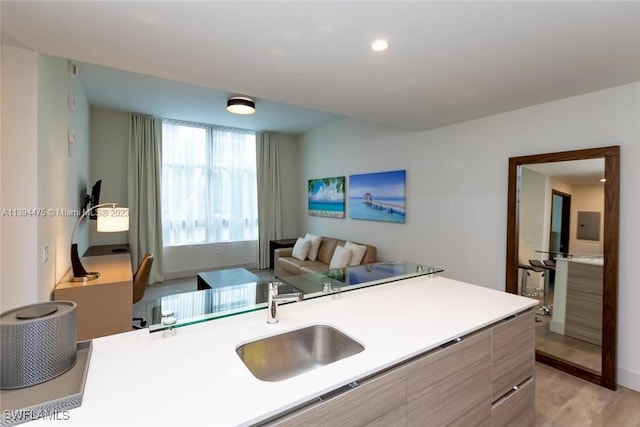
[{"left": 535, "top": 363, "right": 640, "bottom": 427}]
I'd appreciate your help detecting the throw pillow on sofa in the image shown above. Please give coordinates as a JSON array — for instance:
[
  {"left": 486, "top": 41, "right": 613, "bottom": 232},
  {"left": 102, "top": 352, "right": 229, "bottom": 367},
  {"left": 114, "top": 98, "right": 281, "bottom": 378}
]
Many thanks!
[
  {"left": 304, "top": 233, "right": 322, "bottom": 261},
  {"left": 329, "top": 245, "right": 352, "bottom": 269},
  {"left": 291, "top": 238, "right": 311, "bottom": 261},
  {"left": 345, "top": 241, "right": 367, "bottom": 266}
]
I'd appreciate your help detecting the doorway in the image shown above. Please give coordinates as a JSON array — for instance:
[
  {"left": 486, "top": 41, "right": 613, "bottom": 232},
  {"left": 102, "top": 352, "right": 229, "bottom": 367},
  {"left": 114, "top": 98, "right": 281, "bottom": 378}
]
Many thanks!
[{"left": 549, "top": 190, "right": 571, "bottom": 257}]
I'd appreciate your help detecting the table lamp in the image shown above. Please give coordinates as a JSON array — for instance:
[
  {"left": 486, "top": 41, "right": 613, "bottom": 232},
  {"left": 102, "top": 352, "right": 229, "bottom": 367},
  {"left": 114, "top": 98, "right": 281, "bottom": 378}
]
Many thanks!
[{"left": 70, "top": 202, "right": 129, "bottom": 282}]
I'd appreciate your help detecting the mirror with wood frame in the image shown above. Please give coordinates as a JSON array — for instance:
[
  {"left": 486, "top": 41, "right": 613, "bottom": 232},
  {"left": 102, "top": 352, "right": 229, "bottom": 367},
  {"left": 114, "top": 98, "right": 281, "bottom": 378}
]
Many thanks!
[{"left": 506, "top": 146, "right": 619, "bottom": 390}]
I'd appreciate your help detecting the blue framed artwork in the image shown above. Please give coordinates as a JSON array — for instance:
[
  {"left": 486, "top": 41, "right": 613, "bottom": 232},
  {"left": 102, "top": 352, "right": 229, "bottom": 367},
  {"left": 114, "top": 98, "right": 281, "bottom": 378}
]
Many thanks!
[
  {"left": 308, "top": 176, "right": 345, "bottom": 218},
  {"left": 349, "top": 170, "right": 406, "bottom": 223}
]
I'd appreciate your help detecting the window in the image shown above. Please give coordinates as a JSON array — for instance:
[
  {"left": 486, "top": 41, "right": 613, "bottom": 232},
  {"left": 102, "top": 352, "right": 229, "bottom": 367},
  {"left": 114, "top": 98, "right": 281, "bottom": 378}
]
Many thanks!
[{"left": 161, "top": 121, "right": 257, "bottom": 246}]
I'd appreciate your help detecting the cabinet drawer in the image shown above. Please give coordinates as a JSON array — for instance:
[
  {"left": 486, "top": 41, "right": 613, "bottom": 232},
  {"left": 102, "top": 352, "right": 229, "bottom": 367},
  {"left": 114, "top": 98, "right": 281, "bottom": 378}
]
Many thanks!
[
  {"left": 271, "top": 367, "right": 406, "bottom": 427},
  {"left": 492, "top": 310, "right": 534, "bottom": 402},
  {"left": 491, "top": 377, "right": 535, "bottom": 427},
  {"left": 407, "top": 330, "right": 492, "bottom": 427}
]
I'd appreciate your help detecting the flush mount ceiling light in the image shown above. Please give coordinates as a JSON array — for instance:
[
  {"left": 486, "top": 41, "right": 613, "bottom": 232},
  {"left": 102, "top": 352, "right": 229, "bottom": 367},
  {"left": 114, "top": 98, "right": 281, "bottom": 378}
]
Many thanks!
[
  {"left": 226, "top": 97, "right": 256, "bottom": 115},
  {"left": 370, "top": 39, "right": 389, "bottom": 52}
]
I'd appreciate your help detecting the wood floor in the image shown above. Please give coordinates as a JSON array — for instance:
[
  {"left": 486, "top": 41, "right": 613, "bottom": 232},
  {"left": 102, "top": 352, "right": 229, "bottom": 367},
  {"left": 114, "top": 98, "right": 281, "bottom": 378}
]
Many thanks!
[
  {"left": 135, "top": 273, "right": 640, "bottom": 426},
  {"left": 535, "top": 363, "right": 640, "bottom": 426}
]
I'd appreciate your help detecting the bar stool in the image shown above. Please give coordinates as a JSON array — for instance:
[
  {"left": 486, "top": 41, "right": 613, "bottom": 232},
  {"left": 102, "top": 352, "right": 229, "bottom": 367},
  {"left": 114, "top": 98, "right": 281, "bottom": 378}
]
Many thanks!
[
  {"left": 529, "top": 260, "right": 552, "bottom": 316},
  {"left": 518, "top": 263, "right": 545, "bottom": 297}
]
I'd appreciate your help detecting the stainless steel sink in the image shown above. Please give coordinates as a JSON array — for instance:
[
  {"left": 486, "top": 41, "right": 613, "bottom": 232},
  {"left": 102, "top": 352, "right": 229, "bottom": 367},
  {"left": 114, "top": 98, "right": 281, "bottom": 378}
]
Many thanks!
[{"left": 236, "top": 324, "right": 365, "bottom": 382}]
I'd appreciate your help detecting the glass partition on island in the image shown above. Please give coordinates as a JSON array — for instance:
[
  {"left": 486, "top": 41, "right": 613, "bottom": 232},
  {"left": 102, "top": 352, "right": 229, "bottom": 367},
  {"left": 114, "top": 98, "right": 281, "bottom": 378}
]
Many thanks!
[{"left": 147, "top": 262, "right": 443, "bottom": 333}]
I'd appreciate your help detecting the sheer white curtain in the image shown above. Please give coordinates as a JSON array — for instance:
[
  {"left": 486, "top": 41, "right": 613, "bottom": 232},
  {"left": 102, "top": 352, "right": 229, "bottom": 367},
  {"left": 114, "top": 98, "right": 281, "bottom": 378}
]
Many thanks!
[
  {"left": 162, "top": 122, "right": 257, "bottom": 246},
  {"left": 128, "top": 114, "right": 164, "bottom": 284},
  {"left": 256, "top": 132, "right": 282, "bottom": 269}
]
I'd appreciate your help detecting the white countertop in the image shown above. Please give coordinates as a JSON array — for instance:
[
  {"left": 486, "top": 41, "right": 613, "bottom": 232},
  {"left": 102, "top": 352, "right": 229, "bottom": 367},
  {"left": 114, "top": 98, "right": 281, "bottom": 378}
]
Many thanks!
[
  {"left": 556, "top": 256, "right": 604, "bottom": 266},
  {"left": 36, "top": 275, "right": 536, "bottom": 426}
]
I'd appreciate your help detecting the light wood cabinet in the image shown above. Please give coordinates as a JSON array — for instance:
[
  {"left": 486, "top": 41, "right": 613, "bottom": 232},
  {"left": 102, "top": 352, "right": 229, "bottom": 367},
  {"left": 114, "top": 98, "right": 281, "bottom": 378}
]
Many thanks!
[
  {"left": 407, "top": 330, "right": 492, "bottom": 427},
  {"left": 271, "top": 368, "right": 406, "bottom": 427},
  {"left": 492, "top": 309, "right": 535, "bottom": 402},
  {"left": 491, "top": 377, "right": 535, "bottom": 427},
  {"left": 268, "top": 308, "right": 534, "bottom": 427},
  {"left": 491, "top": 309, "right": 535, "bottom": 427},
  {"left": 565, "top": 261, "right": 603, "bottom": 345}
]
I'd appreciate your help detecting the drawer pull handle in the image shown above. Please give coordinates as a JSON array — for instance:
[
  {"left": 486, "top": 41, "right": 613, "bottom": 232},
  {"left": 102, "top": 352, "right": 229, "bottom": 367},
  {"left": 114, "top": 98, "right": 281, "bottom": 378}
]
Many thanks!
[
  {"left": 319, "top": 381, "right": 359, "bottom": 401},
  {"left": 441, "top": 337, "right": 463, "bottom": 348},
  {"left": 503, "top": 385, "right": 519, "bottom": 399}
]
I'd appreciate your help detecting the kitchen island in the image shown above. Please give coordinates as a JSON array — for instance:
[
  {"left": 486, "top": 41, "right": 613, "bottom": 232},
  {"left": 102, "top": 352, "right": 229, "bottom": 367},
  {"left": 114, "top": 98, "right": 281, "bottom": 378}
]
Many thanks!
[{"left": 32, "top": 275, "right": 537, "bottom": 426}]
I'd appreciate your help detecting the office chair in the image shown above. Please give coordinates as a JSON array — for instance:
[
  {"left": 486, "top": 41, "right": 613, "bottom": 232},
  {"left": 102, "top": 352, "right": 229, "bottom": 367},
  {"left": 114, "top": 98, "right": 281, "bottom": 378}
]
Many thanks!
[{"left": 132, "top": 253, "right": 154, "bottom": 329}]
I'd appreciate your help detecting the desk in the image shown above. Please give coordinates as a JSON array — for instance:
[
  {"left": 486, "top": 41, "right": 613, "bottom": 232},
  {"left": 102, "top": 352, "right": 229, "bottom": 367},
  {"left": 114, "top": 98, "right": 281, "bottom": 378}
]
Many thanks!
[
  {"left": 84, "top": 244, "right": 130, "bottom": 256},
  {"left": 54, "top": 254, "right": 133, "bottom": 341}
]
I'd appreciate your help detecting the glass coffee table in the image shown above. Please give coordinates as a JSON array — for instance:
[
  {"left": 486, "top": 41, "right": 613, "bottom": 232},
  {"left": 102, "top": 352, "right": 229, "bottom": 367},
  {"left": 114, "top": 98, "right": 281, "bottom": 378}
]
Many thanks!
[{"left": 147, "top": 261, "right": 442, "bottom": 333}]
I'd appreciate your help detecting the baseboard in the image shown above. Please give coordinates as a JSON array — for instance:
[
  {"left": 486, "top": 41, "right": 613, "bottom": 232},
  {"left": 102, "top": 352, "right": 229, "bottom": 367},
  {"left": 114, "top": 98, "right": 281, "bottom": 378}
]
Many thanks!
[
  {"left": 163, "top": 263, "right": 258, "bottom": 281},
  {"left": 618, "top": 366, "right": 640, "bottom": 392}
]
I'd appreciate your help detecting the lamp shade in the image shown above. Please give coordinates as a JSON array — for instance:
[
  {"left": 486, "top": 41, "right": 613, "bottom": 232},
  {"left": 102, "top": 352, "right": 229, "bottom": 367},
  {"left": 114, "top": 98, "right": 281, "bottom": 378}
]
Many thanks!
[
  {"left": 96, "top": 207, "right": 129, "bottom": 232},
  {"left": 226, "top": 97, "right": 256, "bottom": 115}
]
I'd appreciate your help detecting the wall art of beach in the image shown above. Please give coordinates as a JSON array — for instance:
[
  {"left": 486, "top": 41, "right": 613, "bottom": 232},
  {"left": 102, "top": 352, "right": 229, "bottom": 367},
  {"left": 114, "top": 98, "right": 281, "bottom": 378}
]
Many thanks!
[
  {"left": 308, "top": 176, "right": 345, "bottom": 218},
  {"left": 349, "top": 170, "right": 406, "bottom": 223}
]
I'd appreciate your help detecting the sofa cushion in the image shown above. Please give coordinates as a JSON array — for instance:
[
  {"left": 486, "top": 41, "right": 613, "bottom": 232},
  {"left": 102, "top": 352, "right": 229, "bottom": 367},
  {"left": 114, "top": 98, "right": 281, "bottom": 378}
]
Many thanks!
[
  {"left": 278, "top": 257, "right": 302, "bottom": 276},
  {"left": 330, "top": 245, "right": 353, "bottom": 269},
  {"left": 299, "top": 261, "right": 331, "bottom": 275},
  {"left": 345, "top": 241, "right": 367, "bottom": 266},
  {"left": 316, "top": 238, "right": 339, "bottom": 265},
  {"left": 304, "top": 233, "right": 322, "bottom": 261},
  {"left": 291, "top": 237, "right": 311, "bottom": 261}
]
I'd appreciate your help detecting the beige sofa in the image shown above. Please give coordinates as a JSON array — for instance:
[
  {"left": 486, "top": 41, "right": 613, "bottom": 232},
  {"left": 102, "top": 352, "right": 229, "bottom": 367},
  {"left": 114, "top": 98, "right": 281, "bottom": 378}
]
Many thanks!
[{"left": 274, "top": 236, "right": 377, "bottom": 278}]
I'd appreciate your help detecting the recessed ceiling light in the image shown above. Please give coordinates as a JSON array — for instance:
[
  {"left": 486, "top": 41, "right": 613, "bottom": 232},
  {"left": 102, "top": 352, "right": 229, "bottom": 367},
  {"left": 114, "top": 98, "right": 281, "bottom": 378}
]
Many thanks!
[{"left": 370, "top": 39, "right": 389, "bottom": 52}]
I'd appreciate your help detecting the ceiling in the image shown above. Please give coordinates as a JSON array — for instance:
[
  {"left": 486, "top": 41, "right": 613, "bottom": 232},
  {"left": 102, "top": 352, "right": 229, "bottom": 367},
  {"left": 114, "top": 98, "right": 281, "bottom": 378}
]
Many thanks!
[
  {"left": 2, "top": 1, "right": 640, "bottom": 134},
  {"left": 523, "top": 159, "right": 605, "bottom": 186}
]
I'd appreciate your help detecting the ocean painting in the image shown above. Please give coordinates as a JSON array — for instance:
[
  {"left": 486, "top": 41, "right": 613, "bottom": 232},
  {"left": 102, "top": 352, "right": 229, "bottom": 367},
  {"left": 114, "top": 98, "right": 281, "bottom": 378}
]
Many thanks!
[
  {"left": 308, "top": 176, "right": 345, "bottom": 218},
  {"left": 349, "top": 170, "right": 406, "bottom": 223}
]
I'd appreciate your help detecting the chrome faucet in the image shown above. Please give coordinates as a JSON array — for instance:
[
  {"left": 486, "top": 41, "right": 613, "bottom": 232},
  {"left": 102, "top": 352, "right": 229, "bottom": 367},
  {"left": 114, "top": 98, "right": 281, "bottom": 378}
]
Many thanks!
[{"left": 267, "top": 281, "right": 303, "bottom": 324}]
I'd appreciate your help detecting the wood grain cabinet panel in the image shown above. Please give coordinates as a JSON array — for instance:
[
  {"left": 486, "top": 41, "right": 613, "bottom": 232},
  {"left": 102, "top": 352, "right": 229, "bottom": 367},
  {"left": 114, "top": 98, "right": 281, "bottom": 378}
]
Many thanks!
[
  {"left": 268, "top": 309, "right": 535, "bottom": 426},
  {"left": 491, "top": 377, "right": 535, "bottom": 427},
  {"left": 565, "top": 262, "right": 603, "bottom": 345},
  {"left": 407, "top": 330, "right": 492, "bottom": 427},
  {"left": 492, "top": 310, "right": 535, "bottom": 402},
  {"left": 272, "top": 367, "right": 407, "bottom": 427}
]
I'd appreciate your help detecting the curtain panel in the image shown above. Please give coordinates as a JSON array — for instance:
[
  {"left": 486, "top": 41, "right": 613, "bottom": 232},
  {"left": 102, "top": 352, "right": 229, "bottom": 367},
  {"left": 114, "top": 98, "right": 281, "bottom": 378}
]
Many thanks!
[
  {"left": 257, "top": 132, "right": 282, "bottom": 269},
  {"left": 128, "top": 114, "right": 164, "bottom": 284}
]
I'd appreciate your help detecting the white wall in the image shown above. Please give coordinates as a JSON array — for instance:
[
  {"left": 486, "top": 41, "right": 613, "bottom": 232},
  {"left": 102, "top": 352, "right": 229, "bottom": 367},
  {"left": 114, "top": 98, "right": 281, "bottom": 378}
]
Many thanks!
[
  {"left": 1, "top": 46, "right": 39, "bottom": 310},
  {"left": 520, "top": 168, "right": 547, "bottom": 263},
  {"left": 37, "top": 54, "right": 90, "bottom": 301},
  {"left": 89, "top": 108, "right": 129, "bottom": 246},
  {"left": 1, "top": 47, "right": 90, "bottom": 311},
  {"left": 299, "top": 82, "right": 640, "bottom": 391},
  {"left": 519, "top": 167, "right": 547, "bottom": 290},
  {"left": 88, "top": 108, "right": 302, "bottom": 278}
]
